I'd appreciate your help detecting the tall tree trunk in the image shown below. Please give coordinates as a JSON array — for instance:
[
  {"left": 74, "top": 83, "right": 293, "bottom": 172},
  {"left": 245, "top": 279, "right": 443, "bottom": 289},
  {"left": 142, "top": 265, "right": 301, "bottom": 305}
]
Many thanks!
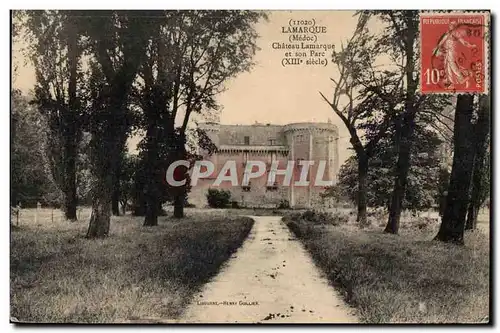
[
  {"left": 86, "top": 104, "right": 127, "bottom": 238},
  {"left": 465, "top": 95, "right": 490, "bottom": 231},
  {"left": 384, "top": 13, "right": 418, "bottom": 234},
  {"left": 435, "top": 95, "right": 476, "bottom": 244},
  {"left": 173, "top": 134, "right": 187, "bottom": 219},
  {"left": 384, "top": 114, "right": 414, "bottom": 234},
  {"left": 465, "top": 204, "right": 479, "bottom": 231},
  {"left": 144, "top": 189, "right": 159, "bottom": 226},
  {"left": 143, "top": 124, "right": 160, "bottom": 226},
  {"left": 87, "top": 131, "right": 115, "bottom": 238},
  {"left": 86, "top": 186, "right": 112, "bottom": 238},
  {"left": 132, "top": 177, "right": 147, "bottom": 216},
  {"left": 85, "top": 12, "right": 151, "bottom": 237},
  {"left": 131, "top": 160, "right": 146, "bottom": 216},
  {"left": 111, "top": 176, "right": 120, "bottom": 216},
  {"left": 357, "top": 154, "right": 368, "bottom": 226},
  {"left": 131, "top": 156, "right": 147, "bottom": 216},
  {"left": 173, "top": 193, "right": 184, "bottom": 219},
  {"left": 87, "top": 132, "right": 114, "bottom": 238},
  {"left": 63, "top": 16, "right": 79, "bottom": 221}
]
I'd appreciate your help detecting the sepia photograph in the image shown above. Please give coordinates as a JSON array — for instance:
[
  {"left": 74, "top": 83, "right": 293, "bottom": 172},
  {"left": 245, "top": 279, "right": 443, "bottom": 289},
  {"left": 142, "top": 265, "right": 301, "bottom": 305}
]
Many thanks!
[{"left": 10, "top": 8, "right": 491, "bottom": 324}]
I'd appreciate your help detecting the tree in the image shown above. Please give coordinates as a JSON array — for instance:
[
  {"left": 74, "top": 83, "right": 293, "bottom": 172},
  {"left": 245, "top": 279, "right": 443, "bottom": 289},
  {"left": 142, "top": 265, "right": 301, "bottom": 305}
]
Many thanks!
[
  {"left": 118, "top": 153, "right": 140, "bottom": 215},
  {"left": 134, "top": 10, "right": 266, "bottom": 224},
  {"left": 11, "top": 89, "right": 62, "bottom": 207},
  {"left": 130, "top": 154, "right": 147, "bottom": 216},
  {"left": 320, "top": 16, "right": 403, "bottom": 226},
  {"left": 82, "top": 10, "right": 161, "bottom": 238},
  {"left": 334, "top": 11, "right": 453, "bottom": 233},
  {"left": 436, "top": 167, "right": 451, "bottom": 217},
  {"left": 367, "top": 11, "right": 421, "bottom": 234},
  {"left": 76, "top": 133, "right": 93, "bottom": 206},
  {"left": 335, "top": 124, "right": 442, "bottom": 213},
  {"left": 465, "top": 95, "right": 490, "bottom": 230},
  {"left": 23, "top": 10, "right": 86, "bottom": 220},
  {"left": 435, "top": 95, "right": 476, "bottom": 244}
]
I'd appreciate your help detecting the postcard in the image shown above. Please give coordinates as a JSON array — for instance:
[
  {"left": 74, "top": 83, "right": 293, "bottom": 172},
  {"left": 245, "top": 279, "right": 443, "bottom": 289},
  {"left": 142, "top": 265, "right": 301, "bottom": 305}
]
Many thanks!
[{"left": 10, "top": 9, "right": 491, "bottom": 324}]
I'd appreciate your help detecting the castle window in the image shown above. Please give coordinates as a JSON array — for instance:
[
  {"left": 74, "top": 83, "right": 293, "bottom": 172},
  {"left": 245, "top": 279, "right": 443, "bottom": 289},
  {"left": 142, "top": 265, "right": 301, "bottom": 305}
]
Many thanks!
[
  {"left": 295, "top": 158, "right": 311, "bottom": 181},
  {"left": 242, "top": 179, "right": 251, "bottom": 192},
  {"left": 266, "top": 181, "right": 278, "bottom": 192},
  {"left": 244, "top": 136, "right": 250, "bottom": 145},
  {"left": 268, "top": 138, "right": 276, "bottom": 145}
]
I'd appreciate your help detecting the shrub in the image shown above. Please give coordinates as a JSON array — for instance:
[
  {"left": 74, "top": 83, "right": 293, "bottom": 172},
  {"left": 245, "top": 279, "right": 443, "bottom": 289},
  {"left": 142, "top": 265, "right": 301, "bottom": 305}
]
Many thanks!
[
  {"left": 401, "top": 216, "right": 439, "bottom": 230},
  {"left": 277, "top": 199, "right": 290, "bottom": 209},
  {"left": 290, "top": 209, "right": 348, "bottom": 226},
  {"left": 332, "top": 212, "right": 349, "bottom": 225},
  {"left": 206, "top": 189, "right": 231, "bottom": 208}
]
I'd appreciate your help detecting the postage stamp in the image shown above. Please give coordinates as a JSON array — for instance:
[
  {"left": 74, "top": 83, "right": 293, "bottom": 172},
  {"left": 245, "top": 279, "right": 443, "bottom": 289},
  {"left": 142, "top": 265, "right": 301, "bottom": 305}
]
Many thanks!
[{"left": 419, "top": 11, "right": 490, "bottom": 94}]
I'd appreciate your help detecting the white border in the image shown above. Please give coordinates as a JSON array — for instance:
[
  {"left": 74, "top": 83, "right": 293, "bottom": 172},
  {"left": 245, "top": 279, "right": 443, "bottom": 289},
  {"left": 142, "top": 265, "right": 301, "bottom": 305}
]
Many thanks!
[{"left": 3, "top": 2, "right": 498, "bottom": 333}]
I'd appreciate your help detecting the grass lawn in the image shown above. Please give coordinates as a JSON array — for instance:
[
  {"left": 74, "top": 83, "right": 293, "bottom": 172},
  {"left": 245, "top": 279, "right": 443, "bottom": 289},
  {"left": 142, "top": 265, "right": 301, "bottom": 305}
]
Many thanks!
[
  {"left": 10, "top": 209, "right": 254, "bottom": 323},
  {"left": 283, "top": 213, "right": 490, "bottom": 323}
]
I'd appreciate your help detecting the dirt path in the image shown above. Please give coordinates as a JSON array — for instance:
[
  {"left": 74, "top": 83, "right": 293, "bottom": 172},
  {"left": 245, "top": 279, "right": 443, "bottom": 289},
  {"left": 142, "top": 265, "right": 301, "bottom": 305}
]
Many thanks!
[{"left": 178, "top": 216, "right": 358, "bottom": 324}]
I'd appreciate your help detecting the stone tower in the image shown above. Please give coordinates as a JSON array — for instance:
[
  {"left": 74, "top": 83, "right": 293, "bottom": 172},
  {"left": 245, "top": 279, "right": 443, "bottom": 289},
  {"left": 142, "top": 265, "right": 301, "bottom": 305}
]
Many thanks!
[{"left": 283, "top": 122, "right": 339, "bottom": 208}]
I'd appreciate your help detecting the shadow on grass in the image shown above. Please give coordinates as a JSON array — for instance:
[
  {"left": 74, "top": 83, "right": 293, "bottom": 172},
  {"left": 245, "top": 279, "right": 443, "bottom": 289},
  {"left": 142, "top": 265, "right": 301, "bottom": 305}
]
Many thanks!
[
  {"left": 10, "top": 214, "right": 254, "bottom": 323},
  {"left": 283, "top": 217, "right": 489, "bottom": 324}
]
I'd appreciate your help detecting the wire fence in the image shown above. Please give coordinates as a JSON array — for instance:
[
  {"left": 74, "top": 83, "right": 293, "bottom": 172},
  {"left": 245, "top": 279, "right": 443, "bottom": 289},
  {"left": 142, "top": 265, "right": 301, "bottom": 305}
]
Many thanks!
[
  {"left": 9, "top": 204, "right": 489, "bottom": 228},
  {"left": 10, "top": 206, "right": 93, "bottom": 227}
]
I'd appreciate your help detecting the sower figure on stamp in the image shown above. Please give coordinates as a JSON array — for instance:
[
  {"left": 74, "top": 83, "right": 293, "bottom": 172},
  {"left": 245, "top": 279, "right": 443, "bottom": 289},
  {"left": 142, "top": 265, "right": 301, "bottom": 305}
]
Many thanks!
[{"left": 432, "top": 22, "right": 477, "bottom": 89}]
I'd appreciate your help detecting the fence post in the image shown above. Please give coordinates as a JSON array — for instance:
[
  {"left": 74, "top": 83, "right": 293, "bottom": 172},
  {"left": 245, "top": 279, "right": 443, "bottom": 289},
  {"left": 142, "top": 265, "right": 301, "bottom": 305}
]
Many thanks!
[
  {"left": 35, "top": 202, "right": 41, "bottom": 224},
  {"left": 16, "top": 203, "right": 21, "bottom": 226}
]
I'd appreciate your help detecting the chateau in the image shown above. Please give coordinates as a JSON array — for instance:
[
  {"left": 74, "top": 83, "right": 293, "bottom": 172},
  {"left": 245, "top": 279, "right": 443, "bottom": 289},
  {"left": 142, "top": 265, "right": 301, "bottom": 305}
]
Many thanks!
[{"left": 189, "top": 121, "right": 340, "bottom": 208}]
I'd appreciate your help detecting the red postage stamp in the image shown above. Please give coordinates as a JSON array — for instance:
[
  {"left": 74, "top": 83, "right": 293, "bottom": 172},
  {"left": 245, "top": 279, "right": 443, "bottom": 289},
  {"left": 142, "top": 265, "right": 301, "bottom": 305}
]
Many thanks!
[{"left": 419, "top": 12, "right": 490, "bottom": 94}]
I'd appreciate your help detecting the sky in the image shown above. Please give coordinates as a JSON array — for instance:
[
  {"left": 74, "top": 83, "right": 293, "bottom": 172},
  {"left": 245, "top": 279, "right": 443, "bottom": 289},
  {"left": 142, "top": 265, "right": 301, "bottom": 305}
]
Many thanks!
[
  {"left": 217, "top": 10, "right": 360, "bottom": 164},
  {"left": 12, "top": 10, "right": 367, "bottom": 166}
]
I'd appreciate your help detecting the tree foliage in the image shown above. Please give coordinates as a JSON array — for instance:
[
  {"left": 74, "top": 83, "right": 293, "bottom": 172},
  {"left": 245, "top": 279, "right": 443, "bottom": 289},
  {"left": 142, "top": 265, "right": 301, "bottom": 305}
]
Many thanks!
[
  {"left": 131, "top": 10, "right": 266, "bottom": 223},
  {"left": 11, "top": 89, "right": 62, "bottom": 207},
  {"left": 336, "top": 124, "right": 443, "bottom": 212},
  {"left": 320, "top": 16, "right": 404, "bottom": 226},
  {"left": 22, "top": 10, "right": 89, "bottom": 219}
]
